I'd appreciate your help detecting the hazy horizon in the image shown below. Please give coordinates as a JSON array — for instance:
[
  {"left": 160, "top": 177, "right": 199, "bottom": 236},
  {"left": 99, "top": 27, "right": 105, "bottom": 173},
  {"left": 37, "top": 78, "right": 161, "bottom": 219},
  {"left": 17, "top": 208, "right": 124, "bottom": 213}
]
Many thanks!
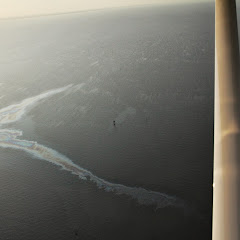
[{"left": 1, "top": 0, "right": 211, "bottom": 19}]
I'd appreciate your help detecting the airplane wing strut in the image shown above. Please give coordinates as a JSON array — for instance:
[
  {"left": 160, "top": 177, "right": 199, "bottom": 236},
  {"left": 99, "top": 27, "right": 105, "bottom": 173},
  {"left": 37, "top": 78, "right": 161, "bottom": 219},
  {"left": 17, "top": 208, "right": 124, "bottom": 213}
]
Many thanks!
[{"left": 213, "top": 0, "right": 240, "bottom": 239}]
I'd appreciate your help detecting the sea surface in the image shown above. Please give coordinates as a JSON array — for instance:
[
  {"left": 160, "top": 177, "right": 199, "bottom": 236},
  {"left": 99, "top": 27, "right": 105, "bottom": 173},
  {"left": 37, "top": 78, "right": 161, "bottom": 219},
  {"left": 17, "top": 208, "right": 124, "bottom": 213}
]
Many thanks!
[{"left": 0, "top": 3, "right": 216, "bottom": 240}]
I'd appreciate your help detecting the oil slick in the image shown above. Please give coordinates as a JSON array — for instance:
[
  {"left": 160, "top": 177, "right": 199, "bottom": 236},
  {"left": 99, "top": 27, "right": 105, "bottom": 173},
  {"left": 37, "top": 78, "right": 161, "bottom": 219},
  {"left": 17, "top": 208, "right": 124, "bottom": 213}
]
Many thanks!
[
  {"left": 0, "top": 85, "right": 183, "bottom": 209},
  {"left": 0, "top": 85, "right": 72, "bottom": 126}
]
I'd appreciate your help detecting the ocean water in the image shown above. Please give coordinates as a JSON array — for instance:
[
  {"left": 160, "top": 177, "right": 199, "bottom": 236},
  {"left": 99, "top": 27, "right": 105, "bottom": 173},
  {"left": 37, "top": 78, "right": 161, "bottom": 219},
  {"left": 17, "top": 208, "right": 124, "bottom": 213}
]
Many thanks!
[{"left": 0, "top": 3, "right": 215, "bottom": 240}]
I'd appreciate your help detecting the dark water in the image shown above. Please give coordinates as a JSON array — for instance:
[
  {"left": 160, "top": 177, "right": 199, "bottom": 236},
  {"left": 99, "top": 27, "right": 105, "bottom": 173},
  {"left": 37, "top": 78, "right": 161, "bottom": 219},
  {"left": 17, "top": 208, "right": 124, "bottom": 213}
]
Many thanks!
[{"left": 0, "top": 3, "right": 216, "bottom": 240}]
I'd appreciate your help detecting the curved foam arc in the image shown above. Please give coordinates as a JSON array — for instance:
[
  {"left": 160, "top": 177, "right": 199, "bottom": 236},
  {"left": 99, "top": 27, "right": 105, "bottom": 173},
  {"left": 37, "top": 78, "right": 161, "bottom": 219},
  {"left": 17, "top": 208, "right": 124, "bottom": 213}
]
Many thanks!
[
  {"left": 0, "top": 84, "right": 73, "bottom": 125},
  {"left": 0, "top": 129, "right": 181, "bottom": 209}
]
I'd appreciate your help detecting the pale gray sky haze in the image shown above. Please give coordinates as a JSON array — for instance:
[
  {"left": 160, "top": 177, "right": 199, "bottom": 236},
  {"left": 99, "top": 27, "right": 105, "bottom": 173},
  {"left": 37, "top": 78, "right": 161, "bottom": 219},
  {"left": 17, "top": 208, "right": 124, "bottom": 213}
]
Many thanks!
[{"left": 0, "top": 0, "right": 210, "bottom": 18}]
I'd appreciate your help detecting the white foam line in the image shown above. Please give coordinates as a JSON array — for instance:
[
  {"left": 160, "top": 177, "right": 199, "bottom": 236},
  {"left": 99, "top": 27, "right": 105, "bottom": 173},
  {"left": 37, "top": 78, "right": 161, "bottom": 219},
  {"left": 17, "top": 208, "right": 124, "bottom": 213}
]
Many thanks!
[
  {"left": 0, "top": 85, "right": 73, "bottom": 125},
  {"left": 0, "top": 129, "right": 182, "bottom": 209}
]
